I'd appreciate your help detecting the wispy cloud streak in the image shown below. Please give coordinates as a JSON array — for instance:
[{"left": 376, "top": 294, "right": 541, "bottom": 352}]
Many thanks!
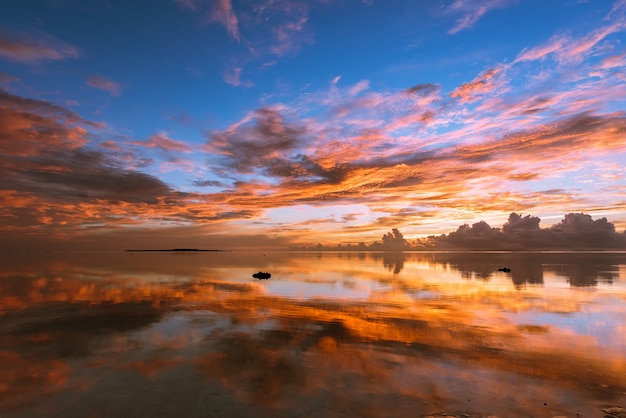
[
  {"left": 210, "top": 0, "right": 240, "bottom": 41},
  {"left": 0, "top": 31, "right": 79, "bottom": 63},
  {"left": 86, "top": 75, "right": 122, "bottom": 97},
  {"left": 445, "top": 0, "right": 513, "bottom": 34}
]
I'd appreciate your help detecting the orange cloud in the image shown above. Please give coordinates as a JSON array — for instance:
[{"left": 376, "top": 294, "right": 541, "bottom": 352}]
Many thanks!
[
  {"left": 134, "top": 132, "right": 191, "bottom": 153},
  {"left": 450, "top": 67, "right": 503, "bottom": 103}
]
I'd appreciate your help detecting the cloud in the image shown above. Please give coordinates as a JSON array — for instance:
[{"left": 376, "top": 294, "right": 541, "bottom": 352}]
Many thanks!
[
  {"left": 192, "top": 51, "right": 625, "bottom": 231},
  {"left": 349, "top": 80, "right": 370, "bottom": 97},
  {"left": 4, "top": 8, "right": 626, "bottom": 247},
  {"left": 606, "top": 0, "right": 626, "bottom": 19},
  {"left": 211, "top": 0, "right": 240, "bottom": 41},
  {"left": 173, "top": 0, "right": 197, "bottom": 10},
  {"left": 86, "top": 75, "right": 122, "bottom": 97},
  {"left": 0, "top": 71, "right": 19, "bottom": 84},
  {"left": 515, "top": 21, "right": 624, "bottom": 65},
  {"left": 424, "top": 212, "right": 626, "bottom": 249},
  {"left": 254, "top": 0, "right": 321, "bottom": 58},
  {"left": 206, "top": 106, "right": 307, "bottom": 175},
  {"left": 173, "top": 0, "right": 240, "bottom": 41},
  {"left": 134, "top": 132, "right": 191, "bottom": 153},
  {"left": 445, "top": 0, "right": 511, "bottom": 34},
  {"left": 514, "top": 36, "right": 567, "bottom": 63},
  {"left": 223, "top": 66, "right": 253, "bottom": 87},
  {"left": 0, "top": 89, "right": 189, "bottom": 240},
  {"left": 404, "top": 83, "right": 440, "bottom": 96},
  {"left": 450, "top": 67, "right": 502, "bottom": 103},
  {"left": 192, "top": 179, "right": 224, "bottom": 188},
  {"left": 269, "top": 16, "right": 312, "bottom": 57},
  {"left": 0, "top": 89, "right": 90, "bottom": 157},
  {"left": 0, "top": 31, "right": 79, "bottom": 63},
  {"left": 453, "top": 112, "right": 626, "bottom": 162},
  {"left": 448, "top": 4, "right": 487, "bottom": 34},
  {"left": 557, "top": 22, "right": 624, "bottom": 64}
]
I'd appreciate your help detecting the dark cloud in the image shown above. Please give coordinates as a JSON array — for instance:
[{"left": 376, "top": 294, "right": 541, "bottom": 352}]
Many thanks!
[
  {"left": 0, "top": 89, "right": 182, "bottom": 238},
  {"left": 404, "top": 83, "right": 440, "bottom": 96},
  {"left": 436, "top": 220, "right": 502, "bottom": 249},
  {"left": 25, "top": 151, "right": 172, "bottom": 204},
  {"left": 425, "top": 212, "right": 626, "bottom": 250},
  {"left": 207, "top": 107, "right": 314, "bottom": 177},
  {"left": 192, "top": 179, "right": 225, "bottom": 188},
  {"left": 370, "top": 228, "right": 409, "bottom": 252},
  {"left": 0, "top": 90, "right": 174, "bottom": 204},
  {"left": 458, "top": 112, "right": 626, "bottom": 162},
  {"left": 546, "top": 212, "right": 621, "bottom": 248}
]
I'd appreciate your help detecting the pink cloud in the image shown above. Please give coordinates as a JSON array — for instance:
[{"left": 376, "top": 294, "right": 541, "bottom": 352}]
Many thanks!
[
  {"left": 606, "top": 0, "right": 626, "bottom": 19},
  {"left": 557, "top": 23, "right": 624, "bottom": 64},
  {"left": 86, "top": 75, "right": 122, "bottom": 97},
  {"left": 174, "top": 0, "right": 240, "bottom": 41},
  {"left": 211, "top": 0, "right": 240, "bottom": 41},
  {"left": 601, "top": 52, "right": 626, "bottom": 69},
  {"left": 446, "top": 0, "right": 512, "bottom": 35},
  {"left": 254, "top": 0, "right": 320, "bottom": 58},
  {"left": 223, "top": 66, "right": 253, "bottom": 87},
  {"left": 450, "top": 67, "right": 502, "bottom": 103},
  {"left": 449, "top": 4, "right": 487, "bottom": 34},
  {"left": 134, "top": 132, "right": 191, "bottom": 153},
  {"left": 349, "top": 80, "right": 370, "bottom": 97},
  {"left": 269, "top": 16, "right": 312, "bottom": 57},
  {"left": 515, "top": 23, "right": 624, "bottom": 65},
  {"left": 515, "top": 36, "right": 566, "bottom": 63},
  {"left": 0, "top": 32, "right": 79, "bottom": 63}
]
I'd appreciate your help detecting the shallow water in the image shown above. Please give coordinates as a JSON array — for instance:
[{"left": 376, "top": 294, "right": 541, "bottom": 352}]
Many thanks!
[{"left": 1, "top": 251, "right": 625, "bottom": 417}]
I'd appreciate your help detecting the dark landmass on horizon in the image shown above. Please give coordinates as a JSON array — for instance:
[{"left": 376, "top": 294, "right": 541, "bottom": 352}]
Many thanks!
[
  {"left": 292, "top": 212, "right": 626, "bottom": 252},
  {"left": 125, "top": 248, "right": 224, "bottom": 252}
]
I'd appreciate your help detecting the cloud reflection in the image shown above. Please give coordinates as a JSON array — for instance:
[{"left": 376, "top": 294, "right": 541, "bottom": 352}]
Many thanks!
[{"left": 0, "top": 252, "right": 625, "bottom": 417}]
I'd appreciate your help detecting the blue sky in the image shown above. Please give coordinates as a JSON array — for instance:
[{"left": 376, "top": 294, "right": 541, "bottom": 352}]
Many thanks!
[{"left": 1, "top": 0, "right": 626, "bottom": 249}]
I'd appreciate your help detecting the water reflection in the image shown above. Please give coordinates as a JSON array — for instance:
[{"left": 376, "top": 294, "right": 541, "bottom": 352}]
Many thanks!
[
  {"left": 370, "top": 251, "right": 624, "bottom": 287},
  {"left": 0, "top": 251, "right": 625, "bottom": 417}
]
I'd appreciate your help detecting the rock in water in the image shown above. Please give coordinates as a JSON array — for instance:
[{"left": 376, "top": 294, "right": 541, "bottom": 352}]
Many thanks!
[{"left": 252, "top": 271, "right": 271, "bottom": 280}]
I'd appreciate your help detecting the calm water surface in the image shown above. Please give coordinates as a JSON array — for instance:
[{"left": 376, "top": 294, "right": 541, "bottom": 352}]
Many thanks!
[{"left": 1, "top": 251, "right": 625, "bottom": 417}]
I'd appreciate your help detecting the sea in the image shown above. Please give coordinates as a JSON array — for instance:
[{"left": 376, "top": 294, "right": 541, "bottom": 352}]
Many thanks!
[{"left": 1, "top": 250, "right": 625, "bottom": 418}]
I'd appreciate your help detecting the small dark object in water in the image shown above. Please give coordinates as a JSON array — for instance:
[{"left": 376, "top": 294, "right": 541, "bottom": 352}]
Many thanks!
[
  {"left": 498, "top": 267, "right": 511, "bottom": 273},
  {"left": 253, "top": 271, "right": 271, "bottom": 280}
]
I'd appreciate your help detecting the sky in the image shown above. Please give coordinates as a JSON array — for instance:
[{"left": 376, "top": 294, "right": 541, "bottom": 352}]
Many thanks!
[{"left": 1, "top": 0, "right": 626, "bottom": 250}]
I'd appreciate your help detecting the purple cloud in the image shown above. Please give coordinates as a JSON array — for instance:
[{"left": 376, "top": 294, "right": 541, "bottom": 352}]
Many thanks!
[
  {"left": 0, "top": 71, "right": 19, "bottom": 84},
  {"left": 223, "top": 66, "right": 253, "bottom": 87},
  {"left": 0, "top": 31, "right": 79, "bottom": 63},
  {"left": 86, "top": 75, "right": 122, "bottom": 97},
  {"left": 211, "top": 0, "right": 240, "bottom": 41}
]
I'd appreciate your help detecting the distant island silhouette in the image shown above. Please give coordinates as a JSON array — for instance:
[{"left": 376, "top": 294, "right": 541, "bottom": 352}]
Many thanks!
[{"left": 125, "top": 248, "right": 224, "bottom": 252}]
